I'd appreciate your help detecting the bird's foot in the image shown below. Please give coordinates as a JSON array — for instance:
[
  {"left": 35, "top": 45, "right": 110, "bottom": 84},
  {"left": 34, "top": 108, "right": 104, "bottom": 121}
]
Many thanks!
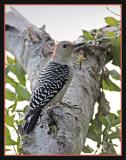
[{"left": 47, "top": 104, "right": 60, "bottom": 114}]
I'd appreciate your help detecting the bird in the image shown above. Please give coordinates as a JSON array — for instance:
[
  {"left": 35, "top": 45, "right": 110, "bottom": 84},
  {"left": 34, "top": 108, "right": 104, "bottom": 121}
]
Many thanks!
[{"left": 23, "top": 41, "right": 77, "bottom": 134}]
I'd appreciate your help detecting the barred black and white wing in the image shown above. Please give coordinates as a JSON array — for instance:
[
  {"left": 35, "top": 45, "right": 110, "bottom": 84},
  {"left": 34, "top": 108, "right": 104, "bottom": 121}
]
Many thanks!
[{"left": 24, "top": 61, "right": 69, "bottom": 134}]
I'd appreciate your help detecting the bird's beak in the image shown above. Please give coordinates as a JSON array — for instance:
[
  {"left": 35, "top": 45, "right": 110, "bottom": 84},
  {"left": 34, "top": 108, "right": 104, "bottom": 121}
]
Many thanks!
[
  {"left": 72, "top": 42, "right": 84, "bottom": 51},
  {"left": 73, "top": 43, "right": 84, "bottom": 48},
  {"left": 72, "top": 40, "right": 84, "bottom": 47}
]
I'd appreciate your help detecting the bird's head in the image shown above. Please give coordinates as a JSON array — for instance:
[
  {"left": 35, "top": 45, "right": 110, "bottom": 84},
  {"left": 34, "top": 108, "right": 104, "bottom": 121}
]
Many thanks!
[
  {"left": 52, "top": 40, "right": 84, "bottom": 65},
  {"left": 52, "top": 41, "right": 74, "bottom": 64},
  {"left": 54, "top": 41, "right": 74, "bottom": 57}
]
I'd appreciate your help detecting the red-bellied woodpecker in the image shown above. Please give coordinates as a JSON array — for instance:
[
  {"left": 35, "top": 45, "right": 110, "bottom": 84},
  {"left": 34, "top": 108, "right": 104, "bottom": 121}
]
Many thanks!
[{"left": 24, "top": 41, "right": 78, "bottom": 134}]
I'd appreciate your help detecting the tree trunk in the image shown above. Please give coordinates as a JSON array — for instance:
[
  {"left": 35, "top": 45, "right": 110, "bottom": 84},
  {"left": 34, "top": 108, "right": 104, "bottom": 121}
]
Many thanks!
[{"left": 5, "top": 7, "right": 119, "bottom": 154}]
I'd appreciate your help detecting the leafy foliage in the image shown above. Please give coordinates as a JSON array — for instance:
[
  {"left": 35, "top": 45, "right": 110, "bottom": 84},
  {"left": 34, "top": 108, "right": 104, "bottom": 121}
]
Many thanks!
[
  {"left": 5, "top": 55, "right": 30, "bottom": 154},
  {"left": 81, "top": 16, "right": 121, "bottom": 155},
  {"left": 6, "top": 126, "right": 17, "bottom": 146},
  {"left": 102, "top": 79, "right": 120, "bottom": 92},
  {"left": 82, "top": 17, "right": 120, "bottom": 68},
  {"left": 85, "top": 109, "right": 120, "bottom": 154},
  {"left": 109, "top": 70, "right": 120, "bottom": 80},
  {"left": 82, "top": 30, "right": 95, "bottom": 41},
  {"left": 82, "top": 145, "right": 94, "bottom": 153},
  {"left": 101, "top": 67, "right": 120, "bottom": 92},
  {"left": 104, "top": 17, "right": 120, "bottom": 26},
  {"left": 111, "top": 36, "right": 120, "bottom": 67}
]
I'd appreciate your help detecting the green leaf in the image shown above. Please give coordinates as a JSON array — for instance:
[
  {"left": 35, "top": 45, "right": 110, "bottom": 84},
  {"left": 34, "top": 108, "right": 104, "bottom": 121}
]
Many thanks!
[
  {"left": 7, "top": 56, "right": 15, "bottom": 65},
  {"left": 15, "top": 119, "right": 24, "bottom": 126},
  {"left": 6, "top": 75, "right": 18, "bottom": 88},
  {"left": 109, "top": 70, "right": 120, "bottom": 80},
  {"left": 108, "top": 113, "right": 120, "bottom": 126},
  {"left": 108, "top": 131, "right": 120, "bottom": 140},
  {"left": 102, "top": 79, "right": 120, "bottom": 92},
  {"left": 6, "top": 113, "right": 15, "bottom": 128},
  {"left": 9, "top": 63, "right": 26, "bottom": 86},
  {"left": 104, "top": 17, "right": 120, "bottom": 26},
  {"left": 111, "top": 117, "right": 120, "bottom": 126},
  {"left": 108, "top": 112, "right": 117, "bottom": 121},
  {"left": 117, "top": 110, "right": 121, "bottom": 116},
  {"left": 111, "top": 36, "right": 120, "bottom": 67},
  {"left": 87, "top": 126, "right": 102, "bottom": 142},
  {"left": 87, "top": 119, "right": 102, "bottom": 142},
  {"left": 15, "top": 85, "right": 31, "bottom": 101},
  {"left": 105, "top": 31, "right": 116, "bottom": 39},
  {"left": 23, "top": 105, "right": 29, "bottom": 113},
  {"left": 6, "top": 88, "right": 16, "bottom": 101},
  {"left": 82, "top": 145, "right": 94, "bottom": 153},
  {"left": 6, "top": 65, "right": 12, "bottom": 75},
  {"left": 98, "top": 115, "right": 111, "bottom": 128},
  {"left": 6, "top": 126, "right": 17, "bottom": 146},
  {"left": 82, "top": 30, "right": 94, "bottom": 40},
  {"left": 7, "top": 101, "right": 17, "bottom": 113},
  {"left": 17, "top": 137, "right": 22, "bottom": 154}
]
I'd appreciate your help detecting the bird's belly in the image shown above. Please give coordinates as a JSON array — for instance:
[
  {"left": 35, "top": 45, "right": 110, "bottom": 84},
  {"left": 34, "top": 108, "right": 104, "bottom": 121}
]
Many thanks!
[
  {"left": 48, "top": 68, "right": 73, "bottom": 107},
  {"left": 48, "top": 83, "right": 68, "bottom": 107}
]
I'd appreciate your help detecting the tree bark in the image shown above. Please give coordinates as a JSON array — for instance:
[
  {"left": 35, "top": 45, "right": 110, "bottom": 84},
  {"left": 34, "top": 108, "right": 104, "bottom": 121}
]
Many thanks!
[{"left": 5, "top": 7, "right": 119, "bottom": 154}]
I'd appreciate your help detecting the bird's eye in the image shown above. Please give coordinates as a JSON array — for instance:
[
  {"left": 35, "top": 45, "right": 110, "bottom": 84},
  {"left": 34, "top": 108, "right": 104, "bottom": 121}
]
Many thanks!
[{"left": 63, "top": 44, "right": 67, "bottom": 48}]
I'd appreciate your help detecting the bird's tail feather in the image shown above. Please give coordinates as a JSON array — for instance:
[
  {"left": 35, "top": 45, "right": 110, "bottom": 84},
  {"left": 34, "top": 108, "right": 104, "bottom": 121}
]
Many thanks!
[{"left": 24, "top": 109, "right": 41, "bottom": 134}]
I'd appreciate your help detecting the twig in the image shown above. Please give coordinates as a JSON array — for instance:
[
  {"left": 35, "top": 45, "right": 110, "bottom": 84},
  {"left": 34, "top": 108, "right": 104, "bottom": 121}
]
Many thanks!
[
  {"left": 94, "top": 145, "right": 100, "bottom": 155},
  {"left": 13, "top": 145, "right": 17, "bottom": 154},
  {"left": 106, "top": 7, "right": 120, "bottom": 17}
]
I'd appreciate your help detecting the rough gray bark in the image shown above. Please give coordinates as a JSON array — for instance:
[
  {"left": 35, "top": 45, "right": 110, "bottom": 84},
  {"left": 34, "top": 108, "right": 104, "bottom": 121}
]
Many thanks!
[{"left": 5, "top": 7, "right": 119, "bottom": 154}]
